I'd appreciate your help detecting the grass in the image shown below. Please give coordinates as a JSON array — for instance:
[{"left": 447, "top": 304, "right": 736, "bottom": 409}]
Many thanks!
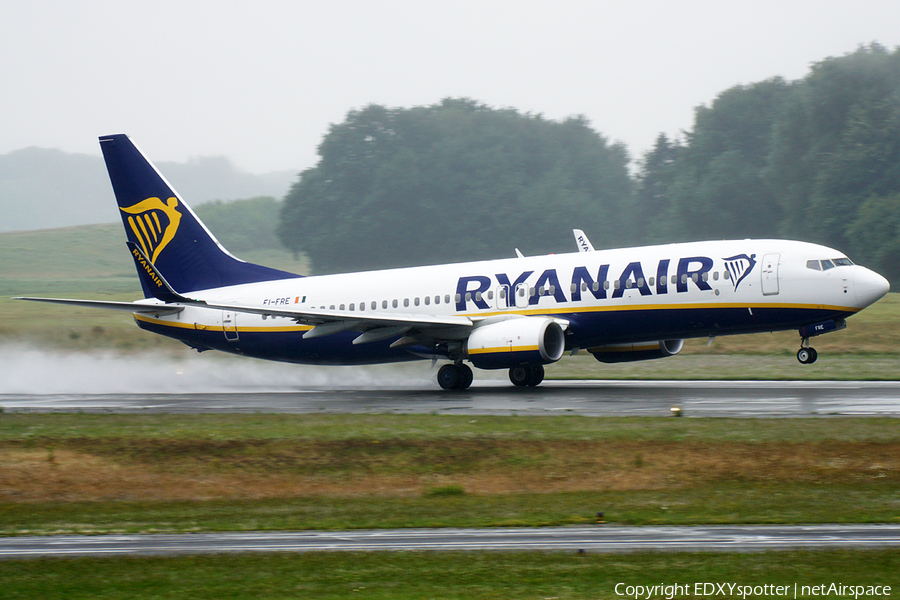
[
  {"left": 1, "top": 550, "right": 898, "bottom": 599},
  {"left": 1, "top": 415, "right": 899, "bottom": 535}
]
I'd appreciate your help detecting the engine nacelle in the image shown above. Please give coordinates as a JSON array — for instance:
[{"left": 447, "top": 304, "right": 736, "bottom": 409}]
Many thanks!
[
  {"left": 589, "top": 339, "right": 684, "bottom": 364},
  {"left": 464, "top": 317, "right": 566, "bottom": 370}
]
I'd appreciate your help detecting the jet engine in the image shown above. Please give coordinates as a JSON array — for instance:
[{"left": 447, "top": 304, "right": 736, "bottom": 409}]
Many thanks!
[
  {"left": 464, "top": 317, "right": 566, "bottom": 370},
  {"left": 589, "top": 339, "right": 684, "bottom": 363}
]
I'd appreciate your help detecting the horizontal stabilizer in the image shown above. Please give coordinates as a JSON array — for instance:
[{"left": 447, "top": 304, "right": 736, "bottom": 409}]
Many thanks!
[{"left": 13, "top": 297, "right": 183, "bottom": 315}]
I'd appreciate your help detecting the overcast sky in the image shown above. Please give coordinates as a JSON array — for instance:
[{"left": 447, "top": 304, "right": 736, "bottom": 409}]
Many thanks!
[{"left": 3, "top": 1, "right": 900, "bottom": 174}]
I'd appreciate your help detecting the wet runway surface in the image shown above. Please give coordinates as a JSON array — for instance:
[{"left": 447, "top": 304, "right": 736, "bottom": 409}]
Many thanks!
[
  {"left": 4, "top": 525, "right": 900, "bottom": 558},
  {"left": 3, "top": 380, "right": 900, "bottom": 416}
]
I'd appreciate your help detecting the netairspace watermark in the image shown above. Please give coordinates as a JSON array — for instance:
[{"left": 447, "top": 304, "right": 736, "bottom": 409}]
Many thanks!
[{"left": 615, "top": 582, "right": 892, "bottom": 600}]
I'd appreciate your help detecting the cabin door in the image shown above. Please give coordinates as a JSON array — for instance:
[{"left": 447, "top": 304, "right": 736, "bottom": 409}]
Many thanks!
[
  {"left": 761, "top": 253, "right": 780, "bottom": 296},
  {"left": 223, "top": 311, "right": 239, "bottom": 341}
]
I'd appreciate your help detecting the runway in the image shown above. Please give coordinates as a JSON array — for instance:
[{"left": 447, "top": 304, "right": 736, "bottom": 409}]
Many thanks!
[
  {"left": 3, "top": 380, "right": 900, "bottom": 416},
  {"left": 3, "top": 525, "right": 900, "bottom": 558}
]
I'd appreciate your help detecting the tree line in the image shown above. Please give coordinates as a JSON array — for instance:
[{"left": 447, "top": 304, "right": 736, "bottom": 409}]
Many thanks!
[{"left": 274, "top": 44, "right": 899, "bottom": 283}]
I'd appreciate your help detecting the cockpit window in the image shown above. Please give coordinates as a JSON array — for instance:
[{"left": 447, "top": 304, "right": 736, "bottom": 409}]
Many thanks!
[{"left": 807, "top": 258, "right": 854, "bottom": 271}]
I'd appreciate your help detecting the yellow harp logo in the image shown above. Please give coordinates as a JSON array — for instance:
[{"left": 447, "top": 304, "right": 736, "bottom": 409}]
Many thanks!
[{"left": 120, "top": 197, "right": 183, "bottom": 263}]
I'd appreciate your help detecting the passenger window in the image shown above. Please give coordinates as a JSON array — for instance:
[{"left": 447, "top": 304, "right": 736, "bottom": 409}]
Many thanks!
[
  {"left": 671, "top": 274, "right": 678, "bottom": 284},
  {"left": 475, "top": 292, "right": 482, "bottom": 301},
  {"left": 603, "top": 281, "right": 610, "bottom": 290},
  {"left": 360, "top": 302, "right": 365, "bottom": 311},
  {"left": 414, "top": 297, "right": 420, "bottom": 306},
  {"left": 425, "top": 296, "right": 431, "bottom": 305},
  {"left": 701, "top": 272, "right": 708, "bottom": 282},
  {"left": 435, "top": 295, "right": 440, "bottom": 304},
  {"left": 403, "top": 299, "right": 409, "bottom": 307},
  {"left": 614, "top": 280, "right": 621, "bottom": 290},
  {"left": 455, "top": 293, "right": 461, "bottom": 303},
  {"left": 350, "top": 303, "right": 356, "bottom": 311},
  {"left": 340, "top": 304, "right": 345, "bottom": 310},
  {"left": 371, "top": 301, "right": 377, "bottom": 310},
  {"left": 330, "top": 305, "right": 335, "bottom": 310},
  {"left": 392, "top": 299, "right": 398, "bottom": 308},
  {"left": 444, "top": 294, "right": 451, "bottom": 304},
  {"left": 713, "top": 272, "right": 719, "bottom": 281},
  {"left": 724, "top": 271, "right": 731, "bottom": 280},
  {"left": 649, "top": 277, "right": 655, "bottom": 286}
]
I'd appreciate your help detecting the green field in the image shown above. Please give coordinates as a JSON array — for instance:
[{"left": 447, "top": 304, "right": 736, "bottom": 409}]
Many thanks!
[
  {"left": 1, "top": 550, "right": 897, "bottom": 600},
  {"left": 2, "top": 414, "right": 899, "bottom": 535}
]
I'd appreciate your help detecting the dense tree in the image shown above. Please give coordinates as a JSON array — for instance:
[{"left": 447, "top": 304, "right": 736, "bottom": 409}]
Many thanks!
[
  {"left": 195, "top": 197, "right": 285, "bottom": 253},
  {"left": 638, "top": 78, "right": 789, "bottom": 242},
  {"left": 279, "top": 99, "right": 634, "bottom": 273},
  {"left": 767, "top": 44, "right": 900, "bottom": 249},
  {"left": 635, "top": 44, "right": 900, "bottom": 283}
]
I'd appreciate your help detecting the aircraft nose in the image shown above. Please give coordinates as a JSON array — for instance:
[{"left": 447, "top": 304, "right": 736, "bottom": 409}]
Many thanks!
[{"left": 854, "top": 267, "right": 890, "bottom": 308}]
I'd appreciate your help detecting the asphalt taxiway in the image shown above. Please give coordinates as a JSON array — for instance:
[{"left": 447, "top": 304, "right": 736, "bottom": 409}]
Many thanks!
[
  {"left": 3, "top": 380, "right": 900, "bottom": 416},
  {"left": 3, "top": 525, "right": 900, "bottom": 558}
]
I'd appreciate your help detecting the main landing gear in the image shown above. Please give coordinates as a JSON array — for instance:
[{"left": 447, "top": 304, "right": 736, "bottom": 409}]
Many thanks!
[
  {"left": 797, "top": 338, "right": 818, "bottom": 364},
  {"left": 437, "top": 363, "right": 546, "bottom": 390},
  {"left": 437, "top": 363, "right": 474, "bottom": 391},
  {"left": 509, "top": 364, "right": 544, "bottom": 387}
]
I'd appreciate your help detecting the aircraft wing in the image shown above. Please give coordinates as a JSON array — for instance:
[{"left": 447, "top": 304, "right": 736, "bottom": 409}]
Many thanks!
[
  {"left": 197, "top": 301, "right": 475, "bottom": 344},
  {"left": 13, "top": 296, "right": 473, "bottom": 345}
]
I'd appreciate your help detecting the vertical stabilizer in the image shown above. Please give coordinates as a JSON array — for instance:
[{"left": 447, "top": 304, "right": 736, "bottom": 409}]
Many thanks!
[{"left": 99, "top": 134, "right": 298, "bottom": 296}]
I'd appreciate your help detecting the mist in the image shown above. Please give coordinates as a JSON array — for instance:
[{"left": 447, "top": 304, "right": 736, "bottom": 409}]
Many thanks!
[{"left": 0, "top": 345, "right": 443, "bottom": 395}]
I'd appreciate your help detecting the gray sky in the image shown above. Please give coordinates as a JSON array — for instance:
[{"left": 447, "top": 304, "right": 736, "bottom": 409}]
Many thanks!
[{"left": 3, "top": 0, "right": 900, "bottom": 174}]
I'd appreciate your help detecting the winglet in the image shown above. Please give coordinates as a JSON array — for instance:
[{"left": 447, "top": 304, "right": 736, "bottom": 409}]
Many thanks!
[
  {"left": 573, "top": 229, "right": 595, "bottom": 252},
  {"left": 126, "top": 241, "right": 203, "bottom": 305}
]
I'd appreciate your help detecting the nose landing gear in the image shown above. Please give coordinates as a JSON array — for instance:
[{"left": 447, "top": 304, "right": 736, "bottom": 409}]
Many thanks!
[{"left": 797, "top": 338, "right": 818, "bottom": 364}]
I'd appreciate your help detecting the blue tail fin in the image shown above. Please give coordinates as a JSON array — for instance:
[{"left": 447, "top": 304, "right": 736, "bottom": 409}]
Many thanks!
[{"left": 100, "top": 134, "right": 299, "bottom": 296}]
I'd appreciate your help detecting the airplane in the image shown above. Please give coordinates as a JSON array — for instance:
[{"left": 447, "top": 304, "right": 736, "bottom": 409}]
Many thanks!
[{"left": 15, "top": 134, "right": 891, "bottom": 390}]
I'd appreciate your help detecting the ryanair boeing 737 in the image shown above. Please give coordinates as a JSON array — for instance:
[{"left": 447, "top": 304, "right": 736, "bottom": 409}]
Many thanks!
[{"left": 16, "top": 134, "right": 891, "bottom": 390}]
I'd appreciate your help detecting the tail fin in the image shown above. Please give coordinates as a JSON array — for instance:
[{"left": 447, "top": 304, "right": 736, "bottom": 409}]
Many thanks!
[{"left": 99, "top": 134, "right": 298, "bottom": 296}]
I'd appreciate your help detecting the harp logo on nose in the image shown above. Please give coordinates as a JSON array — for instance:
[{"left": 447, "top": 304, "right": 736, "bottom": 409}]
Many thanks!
[
  {"left": 120, "top": 197, "right": 183, "bottom": 263},
  {"left": 722, "top": 253, "right": 757, "bottom": 291}
]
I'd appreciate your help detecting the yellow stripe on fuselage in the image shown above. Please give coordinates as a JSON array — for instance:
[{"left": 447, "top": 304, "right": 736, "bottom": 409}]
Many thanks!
[{"left": 468, "top": 345, "right": 540, "bottom": 355}]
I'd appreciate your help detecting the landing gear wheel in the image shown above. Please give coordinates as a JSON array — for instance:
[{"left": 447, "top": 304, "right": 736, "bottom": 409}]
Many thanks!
[
  {"left": 797, "top": 347, "right": 818, "bottom": 364},
  {"left": 459, "top": 364, "right": 474, "bottom": 389},
  {"left": 438, "top": 364, "right": 461, "bottom": 390},
  {"left": 509, "top": 365, "right": 545, "bottom": 387},
  {"left": 438, "top": 363, "right": 474, "bottom": 391},
  {"left": 509, "top": 366, "right": 531, "bottom": 387}
]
